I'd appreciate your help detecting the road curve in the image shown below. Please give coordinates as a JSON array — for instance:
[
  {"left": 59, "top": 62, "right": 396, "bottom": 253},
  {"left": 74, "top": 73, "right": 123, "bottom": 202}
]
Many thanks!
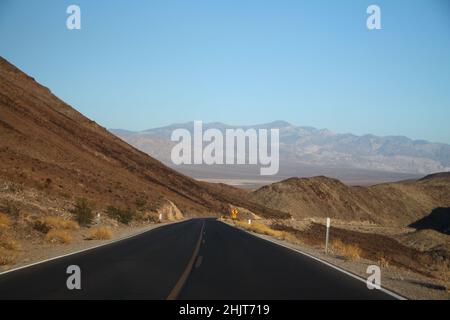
[{"left": 0, "top": 218, "right": 396, "bottom": 299}]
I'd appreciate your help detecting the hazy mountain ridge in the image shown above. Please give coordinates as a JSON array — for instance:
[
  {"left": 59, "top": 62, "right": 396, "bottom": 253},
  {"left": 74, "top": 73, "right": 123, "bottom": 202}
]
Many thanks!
[{"left": 111, "top": 121, "right": 450, "bottom": 175}]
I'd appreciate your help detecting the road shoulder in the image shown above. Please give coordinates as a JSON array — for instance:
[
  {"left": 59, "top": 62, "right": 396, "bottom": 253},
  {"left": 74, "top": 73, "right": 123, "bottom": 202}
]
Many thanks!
[
  {"left": 0, "top": 219, "right": 187, "bottom": 275},
  {"left": 220, "top": 220, "right": 449, "bottom": 300}
]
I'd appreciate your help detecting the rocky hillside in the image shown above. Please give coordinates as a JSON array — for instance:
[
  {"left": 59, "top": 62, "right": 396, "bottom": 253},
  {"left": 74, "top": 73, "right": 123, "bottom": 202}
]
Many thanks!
[
  {"left": 249, "top": 174, "right": 450, "bottom": 225},
  {"left": 0, "top": 57, "right": 287, "bottom": 219}
]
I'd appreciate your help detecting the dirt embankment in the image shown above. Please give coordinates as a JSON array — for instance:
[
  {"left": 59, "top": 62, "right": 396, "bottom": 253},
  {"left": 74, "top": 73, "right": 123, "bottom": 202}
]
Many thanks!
[
  {"left": 272, "top": 222, "right": 450, "bottom": 282},
  {"left": 249, "top": 175, "right": 450, "bottom": 226}
]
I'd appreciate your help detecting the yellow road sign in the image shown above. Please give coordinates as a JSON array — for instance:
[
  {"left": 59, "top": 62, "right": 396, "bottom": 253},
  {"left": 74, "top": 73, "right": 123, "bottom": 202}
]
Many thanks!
[{"left": 231, "top": 208, "right": 239, "bottom": 219}]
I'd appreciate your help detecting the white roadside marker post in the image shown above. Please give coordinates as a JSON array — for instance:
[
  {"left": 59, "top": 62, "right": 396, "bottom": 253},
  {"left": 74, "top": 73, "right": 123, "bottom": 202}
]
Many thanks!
[
  {"left": 325, "top": 217, "right": 331, "bottom": 255},
  {"left": 159, "top": 213, "right": 162, "bottom": 222},
  {"left": 248, "top": 219, "right": 251, "bottom": 225}
]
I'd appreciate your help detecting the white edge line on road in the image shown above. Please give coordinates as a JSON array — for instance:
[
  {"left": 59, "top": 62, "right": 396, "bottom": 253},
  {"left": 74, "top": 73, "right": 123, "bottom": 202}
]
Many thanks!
[
  {"left": 220, "top": 221, "right": 407, "bottom": 300},
  {"left": 0, "top": 219, "right": 188, "bottom": 277}
]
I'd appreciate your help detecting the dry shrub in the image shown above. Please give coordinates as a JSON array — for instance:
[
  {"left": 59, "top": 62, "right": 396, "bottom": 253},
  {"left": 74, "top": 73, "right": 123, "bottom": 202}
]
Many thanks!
[
  {"left": 331, "top": 239, "right": 362, "bottom": 261},
  {"left": 377, "top": 253, "right": 390, "bottom": 268},
  {"left": 35, "top": 216, "right": 79, "bottom": 233},
  {"left": 331, "top": 239, "right": 346, "bottom": 253},
  {"left": 0, "top": 248, "right": 15, "bottom": 265},
  {"left": 0, "top": 235, "right": 20, "bottom": 250},
  {"left": 88, "top": 227, "right": 113, "bottom": 240},
  {"left": 0, "top": 215, "right": 20, "bottom": 251},
  {"left": 0, "top": 213, "right": 11, "bottom": 230},
  {"left": 46, "top": 216, "right": 78, "bottom": 230},
  {"left": 141, "top": 214, "right": 160, "bottom": 224},
  {"left": 235, "top": 220, "right": 287, "bottom": 239},
  {"left": 281, "top": 232, "right": 299, "bottom": 243},
  {"left": 45, "top": 229, "right": 73, "bottom": 244}
]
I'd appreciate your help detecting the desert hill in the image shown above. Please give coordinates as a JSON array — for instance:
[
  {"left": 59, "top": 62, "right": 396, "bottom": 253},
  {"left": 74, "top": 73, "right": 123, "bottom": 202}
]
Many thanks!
[
  {"left": 419, "top": 172, "right": 450, "bottom": 182},
  {"left": 0, "top": 57, "right": 287, "bottom": 219},
  {"left": 249, "top": 174, "right": 450, "bottom": 225}
]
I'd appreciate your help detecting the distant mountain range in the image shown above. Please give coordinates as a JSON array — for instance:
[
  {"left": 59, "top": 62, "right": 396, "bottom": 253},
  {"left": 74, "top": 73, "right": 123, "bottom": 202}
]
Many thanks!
[{"left": 111, "top": 121, "right": 450, "bottom": 186}]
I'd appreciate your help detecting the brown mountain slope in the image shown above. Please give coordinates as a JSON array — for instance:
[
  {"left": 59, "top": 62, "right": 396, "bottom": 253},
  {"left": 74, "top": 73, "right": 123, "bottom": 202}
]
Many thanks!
[
  {"left": 0, "top": 57, "right": 287, "bottom": 219},
  {"left": 249, "top": 175, "right": 450, "bottom": 225}
]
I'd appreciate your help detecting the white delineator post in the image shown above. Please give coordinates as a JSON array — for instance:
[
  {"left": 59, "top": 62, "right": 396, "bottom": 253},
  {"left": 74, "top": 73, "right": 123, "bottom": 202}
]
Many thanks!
[
  {"left": 248, "top": 219, "right": 252, "bottom": 225},
  {"left": 159, "top": 213, "right": 163, "bottom": 222},
  {"left": 325, "top": 218, "right": 331, "bottom": 255}
]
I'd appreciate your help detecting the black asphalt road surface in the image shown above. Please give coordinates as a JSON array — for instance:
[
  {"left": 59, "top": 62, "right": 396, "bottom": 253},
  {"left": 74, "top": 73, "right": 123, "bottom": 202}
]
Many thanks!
[{"left": 0, "top": 219, "right": 397, "bottom": 299}]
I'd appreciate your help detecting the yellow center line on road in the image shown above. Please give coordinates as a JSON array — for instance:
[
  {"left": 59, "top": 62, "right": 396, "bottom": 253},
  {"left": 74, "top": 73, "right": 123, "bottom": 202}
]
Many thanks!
[{"left": 166, "top": 220, "right": 205, "bottom": 300}]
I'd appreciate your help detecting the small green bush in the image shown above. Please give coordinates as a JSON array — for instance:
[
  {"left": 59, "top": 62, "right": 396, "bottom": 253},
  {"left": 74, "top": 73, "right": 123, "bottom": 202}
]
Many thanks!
[
  {"left": 106, "top": 206, "right": 135, "bottom": 225},
  {"left": 71, "top": 198, "right": 94, "bottom": 226},
  {"left": 135, "top": 196, "right": 148, "bottom": 210},
  {"left": 145, "top": 215, "right": 160, "bottom": 224}
]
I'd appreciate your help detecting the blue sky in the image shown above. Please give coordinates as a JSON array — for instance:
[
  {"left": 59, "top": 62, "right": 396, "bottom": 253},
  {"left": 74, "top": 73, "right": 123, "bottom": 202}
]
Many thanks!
[{"left": 0, "top": 0, "right": 449, "bottom": 143}]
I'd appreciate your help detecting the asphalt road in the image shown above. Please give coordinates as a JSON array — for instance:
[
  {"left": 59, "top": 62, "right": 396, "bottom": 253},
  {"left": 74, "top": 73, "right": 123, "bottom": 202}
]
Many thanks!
[{"left": 0, "top": 219, "right": 397, "bottom": 299}]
